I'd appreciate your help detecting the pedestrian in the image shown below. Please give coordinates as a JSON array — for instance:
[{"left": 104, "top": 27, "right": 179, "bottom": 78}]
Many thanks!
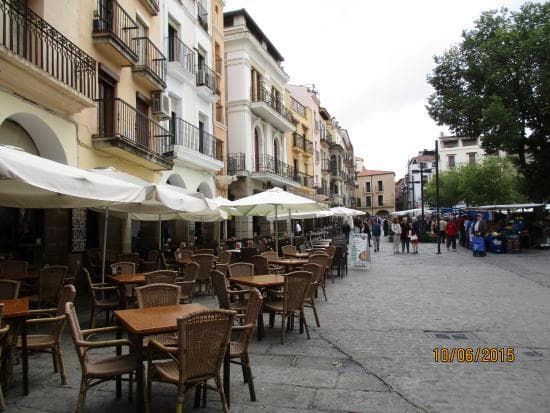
[
  {"left": 383, "top": 218, "right": 389, "bottom": 236},
  {"left": 361, "top": 220, "right": 372, "bottom": 247},
  {"left": 295, "top": 221, "right": 302, "bottom": 236},
  {"left": 473, "top": 213, "right": 487, "bottom": 235},
  {"left": 372, "top": 218, "right": 381, "bottom": 252},
  {"left": 410, "top": 217, "right": 420, "bottom": 254},
  {"left": 445, "top": 217, "right": 458, "bottom": 251},
  {"left": 342, "top": 221, "right": 351, "bottom": 244},
  {"left": 391, "top": 217, "right": 401, "bottom": 254},
  {"left": 438, "top": 216, "right": 447, "bottom": 245},
  {"left": 400, "top": 217, "right": 411, "bottom": 253}
]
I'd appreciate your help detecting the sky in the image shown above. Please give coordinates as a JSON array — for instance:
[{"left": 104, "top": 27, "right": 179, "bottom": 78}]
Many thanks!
[{"left": 224, "top": 0, "right": 528, "bottom": 177}]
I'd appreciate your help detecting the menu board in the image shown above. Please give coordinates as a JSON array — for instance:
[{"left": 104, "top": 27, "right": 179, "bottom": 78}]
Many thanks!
[
  {"left": 71, "top": 209, "right": 87, "bottom": 252},
  {"left": 350, "top": 234, "right": 369, "bottom": 268}
]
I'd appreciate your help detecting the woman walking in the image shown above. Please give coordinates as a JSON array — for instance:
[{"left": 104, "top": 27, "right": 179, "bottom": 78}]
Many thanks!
[
  {"left": 391, "top": 217, "right": 402, "bottom": 254},
  {"left": 400, "top": 217, "right": 411, "bottom": 253},
  {"left": 410, "top": 217, "right": 420, "bottom": 254}
]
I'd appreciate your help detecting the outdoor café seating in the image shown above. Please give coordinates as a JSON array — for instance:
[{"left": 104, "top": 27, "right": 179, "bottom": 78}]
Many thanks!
[
  {"left": 29, "top": 266, "right": 66, "bottom": 308},
  {"left": 193, "top": 254, "right": 215, "bottom": 294},
  {"left": 302, "top": 263, "right": 323, "bottom": 327},
  {"left": 0, "top": 280, "right": 20, "bottom": 300},
  {"left": 211, "top": 270, "right": 248, "bottom": 314},
  {"left": 0, "top": 304, "right": 10, "bottom": 411},
  {"left": 83, "top": 268, "right": 120, "bottom": 328},
  {"left": 144, "top": 270, "right": 178, "bottom": 285}
]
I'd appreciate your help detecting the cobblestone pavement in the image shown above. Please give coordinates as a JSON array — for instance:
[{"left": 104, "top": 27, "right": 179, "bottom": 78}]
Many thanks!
[{"left": 5, "top": 240, "right": 550, "bottom": 412}]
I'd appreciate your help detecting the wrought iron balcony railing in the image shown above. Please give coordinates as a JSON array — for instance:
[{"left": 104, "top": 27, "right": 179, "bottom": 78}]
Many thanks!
[
  {"left": 294, "top": 172, "right": 313, "bottom": 187},
  {"left": 196, "top": 63, "right": 218, "bottom": 93},
  {"left": 290, "top": 97, "right": 306, "bottom": 117},
  {"left": 96, "top": 98, "right": 173, "bottom": 158},
  {"left": 197, "top": 1, "right": 208, "bottom": 31},
  {"left": 93, "top": 0, "right": 138, "bottom": 56},
  {"left": 304, "top": 139, "right": 313, "bottom": 154},
  {"left": 293, "top": 133, "right": 305, "bottom": 151},
  {"left": 133, "top": 37, "right": 166, "bottom": 85},
  {"left": 1, "top": 0, "right": 96, "bottom": 99},
  {"left": 228, "top": 153, "right": 246, "bottom": 175},
  {"left": 321, "top": 158, "right": 330, "bottom": 171},
  {"left": 254, "top": 154, "right": 295, "bottom": 181},
  {"left": 173, "top": 117, "right": 222, "bottom": 161},
  {"left": 165, "top": 35, "right": 195, "bottom": 74},
  {"left": 250, "top": 86, "right": 293, "bottom": 123}
]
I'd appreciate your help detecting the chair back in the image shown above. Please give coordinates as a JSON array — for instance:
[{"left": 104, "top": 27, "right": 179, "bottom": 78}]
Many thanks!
[
  {"left": 250, "top": 255, "right": 269, "bottom": 275},
  {"left": 0, "top": 260, "right": 27, "bottom": 275},
  {"left": 238, "top": 288, "right": 263, "bottom": 349},
  {"left": 83, "top": 268, "right": 98, "bottom": 304},
  {"left": 192, "top": 254, "right": 214, "bottom": 281},
  {"left": 110, "top": 261, "right": 136, "bottom": 275},
  {"left": 51, "top": 284, "right": 76, "bottom": 339},
  {"left": 66, "top": 253, "right": 82, "bottom": 285},
  {"left": 39, "top": 266, "right": 67, "bottom": 307},
  {"left": 298, "top": 244, "right": 307, "bottom": 253},
  {"left": 239, "top": 247, "right": 258, "bottom": 263},
  {"left": 332, "top": 246, "right": 345, "bottom": 265},
  {"left": 325, "top": 246, "right": 336, "bottom": 259},
  {"left": 261, "top": 251, "right": 278, "bottom": 261},
  {"left": 217, "top": 250, "right": 231, "bottom": 265},
  {"left": 197, "top": 249, "right": 214, "bottom": 255},
  {"left": 180, "top": 262, "right": 199, "bottom": 282},
  {"left": 117, "top": 253, "right": 140, "bottom": 263},
  {"left": 283, "top": 271, "right": 312, "bottom": 312},
  {"left": 176, "top": 250, "right": 194, "bottom": 263},
  {"left": 140, "top": 261, "right": 157, "bottom": 272},
  {"left": 176, "top": 309, "right": 236, "bottom": 382},
  {"left": 210, "top": 270, "right": 230, "bottom": 309},
  {"left": 0, "top": 304, "right": 8, "bottom": 339},
  {"left": 308, "top": 254, "right": 329, "bottom": 272},
  {"left": 135, "top": 283, "right": 181, "bottom": 308},
  {"left": 227, "top": 262, "right": 254, "bottom": 277},
  {"left": 302, "top": 263, "right": 322, "bottom": 299},
  {"left": 0, "top": 279, "right": 20, "bottom": 300},
  {"left": 65, "top": 301, "right": 88, "bottom": 369},
  {"left": 281, "top": 245, "right": 296, "bottom": 256},
  {"left": 144, "top": 270, "right": 178, "bottom": 285},
  {"left": 176, "top": 281, "right": 195, "bottom": 303},
  {"left": 147, "top": 249, "right": 159, "bottom": 262}
]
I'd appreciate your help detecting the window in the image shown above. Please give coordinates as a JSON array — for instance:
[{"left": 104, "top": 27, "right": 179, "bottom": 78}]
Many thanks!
[
  {"left": 448, "top": 155, "right": 455, "bottom": 169},
  {"left": 366, "top": 181, "right": 371, "bottom": 193},
  {"left": 378, "top": 195, "right": 383, "bottom": 206},
  {"left": 468, "top": 152, "right": 476, "bottom": 165},
  {"left": 366, "top": 196, "right": 371, "bottom": 207},
  {"left": 356, "top": 198, "right": 361, "bottom": 207},
  {"left": 377, "top": 180, "right": 383, "bottom": 191}
]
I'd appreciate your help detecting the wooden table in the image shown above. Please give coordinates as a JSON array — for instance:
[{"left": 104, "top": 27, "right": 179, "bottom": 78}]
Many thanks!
[
  {"left": 114, "top": 304, "right": 230, "bottom": 413},
  {"left": 107, "top": 273, "right": 147, "bottom": 308},
  {"left": 267, "top": 258, "right": 308, "bottom": 271},
  {"left": 0, "top": 271, "right": 39, "bottom": 282},
  {"left": 283, "top": 252, "right": 309, "bottom": 258},
  {"left": 229, "top": 275, "right": 286, "bottom": 340},
  {"left": 0, "top": 297, "right": 29, "bottom": 395}
]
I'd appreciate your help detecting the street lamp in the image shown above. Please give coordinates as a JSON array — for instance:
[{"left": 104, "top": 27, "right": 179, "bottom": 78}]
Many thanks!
[{"left": 435, "top": 140, "right": 441, "bottom": 254}]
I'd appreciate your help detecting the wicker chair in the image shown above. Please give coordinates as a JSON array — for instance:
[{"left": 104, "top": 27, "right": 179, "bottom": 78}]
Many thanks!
[
  {"left": 176, "top": 263, "right": 198, "bottom": 303},
  {"left": 302, "top": 263, "right": 323, "bottom": 327},
  {"left": 110, "top": 261, "right": 136, "bottom": 275},
  {"left": 298, "top": 244, "right": 307, "bottom": 253},
  {"left": 30, "top": 266, "right": 67, "bottom": 308},
  {"left": 227, "top": 262, "right": 254, "bottom": 277},
  {"left": 281, "top": 245, "right": 296, "bottom": 257},
  {"left": 0, "top": 260, "right": 28, "bottom": 275},
  {"left": 83, "top": 268, "right": 120, "bottom": 328},
  {"left": 250, "top": 255, "right": 270, "bottom": 275},
  {"left": 260, "top": 251, "right": 285, "bottom": 274},
  {"left": 0, "top": 304, "right": 10, "bottom": 411},
  {"left": 263, "top": 271, "right": 312, "bottom": 344},
  {"left": 65, "top": 254, "right": 83, "bottom": 288},
  {"left": 193, "top": 254, "right": 214, "bottom": 294},
  {"left": 217, "top": 250, "right": 231, "bottom": 265},
  {"left": 160, "top": 252, "right": 179, "bottom": 272},
  {"left": 178, "top": 262, "right": 199, "bottom": 282},
  {"left": 18, "top": 285, "right": 76, "bottom": 384},
  {"left": 0, "top": 280, "right": 20, "bottom": 300},
  {"left": 197, "top": 249, "right": 214, "bottom": 255},
  {"left": 325, "top": 246, "right": 336, "bottom": 283},
  {"left": 146, "top": 309, "right": 236, "bottom": 413},
  {"left": 135, "top": 283, "right": 181, "bottom": 308},
  {"left": 308, "top": 254, "right": 329, "bottom": 301},
  {"left": 140, "top": 261, "right": 158, "bottom": 273},
  {"left": 144, "top": 270, "right": 178, "bottom": 285},
  {"left": 211, "top": 270, "right": 248, "bottom": 313},
  {"left": 175, "top": 249, "right": 194, "bottom": 263},
  {"left": 65, "top": 302, "right": 136, "bottom": 413},
  {"left": 230, "top": 288, "right": 263, "bottom": 401},
  {"left": 147, "top": 249, "right": 159, "bottom": 262}
]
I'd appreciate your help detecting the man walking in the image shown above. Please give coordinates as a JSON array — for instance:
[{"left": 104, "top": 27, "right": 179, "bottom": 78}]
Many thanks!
[
  {"left": 372, "top": 219, "right": 381, "bottom": 252},
  {"left": 445, "top": 217, "right": 458, "bottom": 251}
]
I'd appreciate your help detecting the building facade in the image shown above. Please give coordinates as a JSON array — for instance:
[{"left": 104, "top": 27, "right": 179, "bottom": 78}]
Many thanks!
[
  {"left": 438, "top": 135, "right": 486, "bottom": 172},
  {"left": 405, "top": 151, "right": 435, "bottom": 210},
  {"left": 356, "top": 170, "right": 396, "bottom": 216}
]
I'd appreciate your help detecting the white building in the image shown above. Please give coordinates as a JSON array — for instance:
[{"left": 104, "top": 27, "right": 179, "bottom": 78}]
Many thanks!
[
  {"left": 224, "top": 9, "right": 295, "bottom": 238},
  {"left": 438, "top": 135, "right": 486, "bottom": 172},
  {"left": 405, "top": 151, "right": 436, "bottom": 209}
]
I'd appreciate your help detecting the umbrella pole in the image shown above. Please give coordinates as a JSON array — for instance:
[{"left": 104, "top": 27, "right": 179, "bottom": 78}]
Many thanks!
[
  {"left": 275, "top": 205, "right": 279, "bottom": 256},
  {"left": 289, "top": 209, "right": 293, "bottom": 246},
  {"left": 101, "top": 207, "right": 109, "bottom": 284},
  {"left": 158, "top": 214, "right": 162, "bottom": 270}
]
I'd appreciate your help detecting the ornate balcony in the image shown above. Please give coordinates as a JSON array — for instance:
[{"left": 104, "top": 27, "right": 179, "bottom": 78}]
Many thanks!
[
  {"left": 251, "top": 154, "right": 300, "bottom": 188},
  {"left": 132, "top": 37, "right": 166, "bottom": 90},
  {"left": 292, "top": 132, "right": 305, "bottom": 153},
  {"left": 197, "top": 1, "right": 208, "bottom": 31},
  {"left": 93, "top": 98, "right": 173, "bottom": 171},
  {"left": 228, "top": 153, "right": 247, "bottom": 177},
  {"left": 172, "top": 117, "right": 223, "bottom": 172},
  {"left": 321, "top": 158, "right": 331, "bottom": 172},
  {"left": 166, "top": 35, "right": 195, "bottom": 83},
  {"left": 196, "top": 63, "right": 219, "bottom": 102},
  {"left": 0, "top": 0, "right": 96, "bottom": 114},
  {"left": 92, "top": 0, "right": 138, "bottom": 66},
  {"left": 250, "top": 85, "right": 294, "bottom": 133}
]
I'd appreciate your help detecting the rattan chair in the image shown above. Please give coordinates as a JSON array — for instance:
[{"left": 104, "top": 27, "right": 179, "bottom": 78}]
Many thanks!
[
  {"left": 260, "top": 251, "right": 284, "bottom": 274},
  {"left": 30, "top": 266, "right": 67, "bottom": 308},
  {"left": 140, "top": 261, "right": 158, "bottom": 272},
  {"left": 0, "top": 260, "right": 27, "bottom": 275},
  {"left": 281, "top": 245, "right": 296, "bottom": 256},
  {"left": 264, "top": 271, "right": 312, "bottom": 344},
  {"left": 65, "top": 302, "right": 136, "bottom": 413},
  {"left": 146, "top": 309, "right": 236, "bottom": 413},
  {"left": 197, "top": 249, "right": 214, "bottom": 255},
  {"left": 110, "top": 261, "right": 136, "bottom": 275},
  {"left": 308, "top": 254, "right": 329, "bottom": 301},
  {"left": 193, "top": 254, "right": 214, "bottom": 294},
  {"left": 217, "top": 250, "right": 231, "bottom": 265},
  {"left": 175, "top": 249, "right": 194, "bottom": 263},
  {"left": 251, "top": 255, "right": 270, "bottom": 275},
  {"left": 0, "top": 280, "right": 20, "bottom": 300},
  {"left": 211, "top": 270, "right": 248, "bottom": 313},
  {"left": 298, "top": 244, "right": 307, "bottom": 253},
  {"left": 0, "top": 304, "right": 10, "bottom": 411},
  {"left": 230, "top": 288, "right": 263, "bottom": 401},
  {"left": 178, "top": 262, "right": 199, "bottom": 282},
  {"left": 147, "top": 249, "right": 159, "bottom": 262},
  {"left": 325, "top": 246, "right": 336, "bottom": 283},
  {"left": 227, "top": 262, "right": 254, "bottom": 277},
  {"left": 83, "top": 268, "right": 120, "bottom": 328},
  {"left": 135, "top": 283, "right": 181, "bottom": 308},
  {"left": 176, "top": 281, "right": 196, "bottom": 304},
  {"left": 302, "top": 263, "right": 323, "bottom": 327},
  {"left": 144, "top": 270, "right": 178, "bottom": 285},
  {"left": 18, "top": 285, "right": 76, "bottom": 384},
  {"left": 160, "top": 252, "right": 179, "bottom": 272}
]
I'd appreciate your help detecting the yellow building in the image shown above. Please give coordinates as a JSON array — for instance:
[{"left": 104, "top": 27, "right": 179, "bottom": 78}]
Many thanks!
[
  {"left": 356, "top": 170, "right": 396, "bottom": 216},
  {"left": 285, "top": 89, "right": 315, "bottom": 198}
]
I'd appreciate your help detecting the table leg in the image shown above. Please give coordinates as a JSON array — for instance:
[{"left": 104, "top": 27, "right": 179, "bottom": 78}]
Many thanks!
[
  {"left": 223, "top": 344, "right": 230, "bottom": 408},
  {"left": 257, "top": 309, "right": 265, "bottom": 341},
  {"left": 116, "top": 328, "right": 122, "bottom": 399},
  {"left": 21, "top": 318, "right": 28, "bottom": 396},
  {"left": 132, "top": 335, "right": 144, "bottom": 413}
]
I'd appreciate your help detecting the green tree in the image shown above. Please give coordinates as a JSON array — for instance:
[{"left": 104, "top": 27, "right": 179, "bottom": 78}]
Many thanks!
[
  {"left": 427, "top": 2, "right": 550, "bottom": 201},
  {"left": 424, "top": 169, "right": 462, "bottom": 207}
]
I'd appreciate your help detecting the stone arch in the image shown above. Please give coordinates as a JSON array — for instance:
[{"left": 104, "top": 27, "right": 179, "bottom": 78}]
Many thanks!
[
  {"left": 196, "top": 181, "right": 213, "bottom": 199},
  {"left": 165, "top": 173, "right": 187, "bottom": 189},
  {"left": 0, "top": 113, "right": 67, "bottom": 163}
]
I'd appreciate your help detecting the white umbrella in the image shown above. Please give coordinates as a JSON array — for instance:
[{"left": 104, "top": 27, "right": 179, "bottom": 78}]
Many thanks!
[
  {"left": 230, "top": 187, "right": 321, "bottom": 252},
  {"left": 266, "top": 209, "right": 334, "bottom": 220},
  {"left": 330, "top": 207, "right": 366, "bottom": 217},
  {"left": 0, "top": 146, "right": 148, "bottom": 208}
]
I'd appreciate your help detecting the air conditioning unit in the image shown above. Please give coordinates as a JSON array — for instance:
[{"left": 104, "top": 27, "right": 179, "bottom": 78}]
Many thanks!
[{"left": 152, "top": 91, "right": 170, "bottom": 120}]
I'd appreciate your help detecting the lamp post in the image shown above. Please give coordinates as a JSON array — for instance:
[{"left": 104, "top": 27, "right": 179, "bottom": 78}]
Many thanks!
[
  {"left": 435, "top": 140, "right": 441, "bottom": 254},
  {"left": 420, "top": 163, "right": 425, "bottom": 236}
]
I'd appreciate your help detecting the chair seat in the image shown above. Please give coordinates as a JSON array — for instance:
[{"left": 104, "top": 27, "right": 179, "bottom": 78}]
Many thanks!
[
  {"left": 229, "top": 341, "right": 244, "bottom": 358},
  {"left": 95, "top": 298, "right": 120, "bottom": 308},
  {"left": 151, "top": 360, "right": 179, "bottom": 383},
  {"left": 144, "top": 334, "right": 176, "bottom": 348},
  {"left": 263, "top": 300, "right": 284, "bottom": 312},
  {"left": 87, "top": 353, "right": 137, "bottom": 378},
  {"left": 17, "top": 334, "right": 55, "bottom": 349}
]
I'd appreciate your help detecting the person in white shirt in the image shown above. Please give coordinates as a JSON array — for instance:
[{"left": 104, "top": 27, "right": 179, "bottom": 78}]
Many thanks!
[
  {"left": 295, "top": 221, "right": 302, "bottom": 236},
  {"left": 391, "top": 217, "right": 402, "bottom": 254}
]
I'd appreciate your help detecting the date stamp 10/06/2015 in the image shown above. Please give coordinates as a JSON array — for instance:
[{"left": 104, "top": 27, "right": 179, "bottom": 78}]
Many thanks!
[{"left": 433, "top": 347, "right": 516, "bottom": 363}]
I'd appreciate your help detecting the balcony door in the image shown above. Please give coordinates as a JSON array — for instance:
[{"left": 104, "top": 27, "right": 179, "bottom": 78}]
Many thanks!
[
  {"left": 198, "top": 119, "right": 205, "bottom": 154},
  {"left": 98, "top": 69, "right": 116, "bottom": 136},
  {"left": 254, "top": 129, "right": 260, "bottom": 172},
  {"left": 273, "top": 138, "right": 280, "bottom": 174},
  {"left": 136, "top": 95, "right": 149, "bottom": 148},
  {"left": 167, "top": 24, "right": 177, "bottom": 62}
]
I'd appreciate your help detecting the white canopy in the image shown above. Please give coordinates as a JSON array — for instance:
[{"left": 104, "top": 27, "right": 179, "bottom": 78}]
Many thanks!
[
  {"left": 231, "top": 187, "right": 320, "bottom": 216},
  {"left": 330, "top": 207, "right": 366, "bottom": 217},
  {"left": 0, "top": 146, "right": 147, "bottom": 208},
  {"left": 267, "top": 209, "right": 334, "bottom": 221}
]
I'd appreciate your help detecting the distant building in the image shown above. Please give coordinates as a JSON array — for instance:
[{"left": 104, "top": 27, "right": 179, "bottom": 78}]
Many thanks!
[
  {"left": 356, "top": 170, "right": 396, "bottom": 216},
  {"left": 355, "top": 156, "right": 365, "bottom": 172},
  {"left": 405, "top": 151, "right": 435, "bottom": 210},
  {"left": 395, "top": 177, "right": 407, "bottom": 211},
  {"left": 438, "top": 135, "right": 486, "bottom": 172}
]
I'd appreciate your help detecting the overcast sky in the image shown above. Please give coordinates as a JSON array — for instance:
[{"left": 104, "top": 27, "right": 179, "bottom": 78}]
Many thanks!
[{"left": 224, "top": 0, "right": 528, "bottom": 177}]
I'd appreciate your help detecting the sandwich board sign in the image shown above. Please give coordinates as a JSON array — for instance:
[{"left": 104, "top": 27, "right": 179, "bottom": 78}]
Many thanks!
[{"left": 351, "top": 234, "right": 369, "bottom": 268}]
